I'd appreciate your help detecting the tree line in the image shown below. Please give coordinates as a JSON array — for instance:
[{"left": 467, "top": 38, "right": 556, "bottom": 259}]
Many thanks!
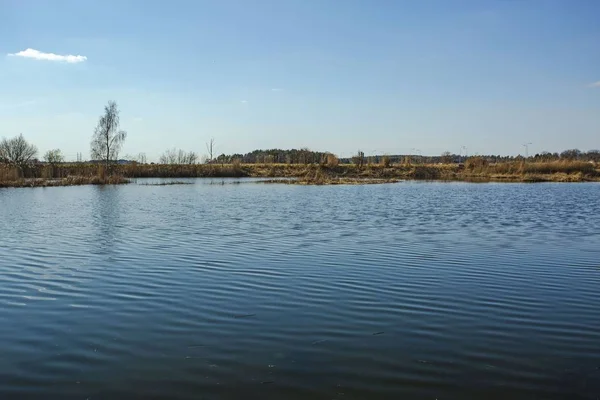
[{"left": 1, "top": 100, "right": 599, "bottom": 166}]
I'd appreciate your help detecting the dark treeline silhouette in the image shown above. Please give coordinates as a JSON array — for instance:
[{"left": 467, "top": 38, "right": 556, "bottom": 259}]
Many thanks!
[
  {"left": 215, "top": 148, "right": 332, "bottom": 164},
  {"left": 214, "top": 149, "right": 600, "bottom": 165},
  {"left": 338, "top": 149, "right": 600, "bottom": 165},
  {"left": 2, "top": 132, "right": 599, "bottom": 167}
]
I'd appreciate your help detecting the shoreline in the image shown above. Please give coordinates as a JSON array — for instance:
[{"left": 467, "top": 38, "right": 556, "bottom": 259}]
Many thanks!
[
  {"left": 1, "top": 161, "right": 598, "bottom": 188},
  {"left": 0, "top": 175, "right": 129, "bottom": 188}
]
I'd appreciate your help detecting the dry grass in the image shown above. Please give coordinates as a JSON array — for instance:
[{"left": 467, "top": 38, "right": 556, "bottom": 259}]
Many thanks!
[
  {"left": 0, "top": 175, "right": 129, "bottom": 188},
  {"left": 0, "top": 163, "right": 129, "bottom": 187},
  {"left": 0, "top": 160, "right": 598, "bottom": 187},
  {"left": 460, "top": 159, "right": 598, "bottom": 182}
]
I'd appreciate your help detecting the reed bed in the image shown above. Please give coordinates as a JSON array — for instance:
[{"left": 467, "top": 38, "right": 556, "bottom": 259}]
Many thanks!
[{"left": 0, "top": 160, "right": 598, "bottom": 187}]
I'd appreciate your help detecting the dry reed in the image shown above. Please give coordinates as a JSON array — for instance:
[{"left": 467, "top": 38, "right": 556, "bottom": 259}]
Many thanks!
[{"left": 0, "top": 160, "right": 598, "bottom": 187}]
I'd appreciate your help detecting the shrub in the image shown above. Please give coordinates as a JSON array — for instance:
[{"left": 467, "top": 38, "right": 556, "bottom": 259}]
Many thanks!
[{"left": 326, "top": 153, "right": 339, "bottom": 167}]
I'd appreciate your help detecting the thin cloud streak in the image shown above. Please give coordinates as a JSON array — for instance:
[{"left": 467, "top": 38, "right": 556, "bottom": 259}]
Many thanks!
[
  {"left": 8, "top": 48, "right": 87, "bottom": 63},
  {"left": 589, "top": 81, "right": 600, "bottom": 88}
]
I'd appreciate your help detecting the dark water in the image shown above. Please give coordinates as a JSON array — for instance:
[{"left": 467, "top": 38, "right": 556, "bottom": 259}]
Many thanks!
[{"left": 1, "top": 180, "right": 600, "bottom": 399}]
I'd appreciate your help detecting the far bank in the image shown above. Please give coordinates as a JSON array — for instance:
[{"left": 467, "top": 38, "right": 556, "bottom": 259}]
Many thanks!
[{"left": 1, "top": 160, "right": 599, "bottom": 187}]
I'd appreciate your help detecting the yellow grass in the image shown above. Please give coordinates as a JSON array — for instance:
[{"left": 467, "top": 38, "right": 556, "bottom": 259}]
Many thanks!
[{"left": 0, "top": 160, "right": 598, "bottom": 187}]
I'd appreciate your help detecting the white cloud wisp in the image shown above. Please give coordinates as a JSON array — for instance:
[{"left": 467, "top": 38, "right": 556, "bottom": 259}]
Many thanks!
[
  {"left": 8, "top": 48, "right": 87, "bottom": 63},
  {"left": 589, "top": 81, "right": 600, "bottom": 88}
]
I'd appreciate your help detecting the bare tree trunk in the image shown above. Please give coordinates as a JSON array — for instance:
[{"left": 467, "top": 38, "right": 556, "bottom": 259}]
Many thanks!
[{"left": 206, "top": 138, "right": 215, "bottom": 162}]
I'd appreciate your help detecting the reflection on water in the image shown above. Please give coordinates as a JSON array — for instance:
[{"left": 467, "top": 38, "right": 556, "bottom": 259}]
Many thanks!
[{"left": 1, "top": 180, "right": 600, "bottom": 399}]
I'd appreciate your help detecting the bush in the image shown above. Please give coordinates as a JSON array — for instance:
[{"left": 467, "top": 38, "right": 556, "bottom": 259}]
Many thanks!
[{"left": 326, "top": 153, "right": 339, "bottom": 167}]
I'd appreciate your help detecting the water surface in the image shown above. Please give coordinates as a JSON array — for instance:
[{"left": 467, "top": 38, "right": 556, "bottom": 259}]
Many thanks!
[{"left": 1, "top": 180, "right": 599, "bottom": 399}]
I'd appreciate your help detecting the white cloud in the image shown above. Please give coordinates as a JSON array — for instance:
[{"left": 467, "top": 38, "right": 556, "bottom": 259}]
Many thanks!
[
  {"left": 133, "top": 117, "right": 144, "bottom": 122},
  {"left": 241, "top": 100, "right": 248, "bottom": 103},
  {"left": 8, "top": 48, "right": 87, "bottom": 63},
  {"left": 271, "top": 88, "right": 283, "bottom": 92},
  {"left": 590, "top": 81, "right": 600, "bottom": 88}
]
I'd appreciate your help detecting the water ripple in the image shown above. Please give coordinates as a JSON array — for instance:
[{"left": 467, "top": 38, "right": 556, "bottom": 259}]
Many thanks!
[{"left": 1, "top": 181, "right": 600, "bottom": 399}]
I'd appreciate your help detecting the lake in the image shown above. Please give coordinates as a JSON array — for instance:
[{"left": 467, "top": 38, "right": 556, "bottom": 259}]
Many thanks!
[{"left": 1, "top": 180, "right": 599, "bottom": 399}]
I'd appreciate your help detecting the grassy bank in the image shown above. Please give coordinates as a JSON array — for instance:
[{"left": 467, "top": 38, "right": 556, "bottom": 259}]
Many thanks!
[
  {"left": 1, "top": 160, "right": 598, "bottom": 187},
  {"left": 269, "top": 160, "right": 600, "bottom": 184},
  {"left": 0, "top": 175, "right": 129, "bottom": 188}
]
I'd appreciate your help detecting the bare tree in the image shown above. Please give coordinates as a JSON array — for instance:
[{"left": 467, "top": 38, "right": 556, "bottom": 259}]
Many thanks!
[
  {"left": 160, "top": 148, "right": 177, "bottom": 164},
  {"left": 159, "top": 148, "right": 198, "bottom": 164},
  {"left": 44, "top": 149, "right": 64, "bottom": 164},
  {"left": 177, "top": 149, "right": 198, "bottom": 164},
  {"left": 0, "top": 134, "right": 38, "bottom": 165},
  {"left": 90, "top": 101, "right": 127, "bottom": 168},
  {"left": 441, "top": 151, "right": 453, "bottom": 164},
  {"left": 206, "top": 138, "right": 215, "bottom": 162}
]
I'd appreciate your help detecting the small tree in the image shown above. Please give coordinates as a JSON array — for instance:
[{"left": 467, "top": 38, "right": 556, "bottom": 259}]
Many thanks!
[
  {"left": 44, "top": 149, "right": 64, "bottom": 164},
  {"left": 217, "top": 153, "right": 228, "bottom": 166},
  {"left": 90, "top": 101, "right": 127, "bottom": 169},
  {"left": 0, "top": 134, "right": 38, "bottom": 165},
  {"left": 352, "top": 150, "right": 365, "bottom": 169}
]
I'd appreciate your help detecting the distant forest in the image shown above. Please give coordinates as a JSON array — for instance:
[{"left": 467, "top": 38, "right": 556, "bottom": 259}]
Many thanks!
[{"left": 209, "top": 148, "right": 600, "bottom": 165}]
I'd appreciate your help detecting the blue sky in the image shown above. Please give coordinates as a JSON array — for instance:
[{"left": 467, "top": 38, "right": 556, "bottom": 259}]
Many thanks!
[{"left": 1, "top": 0, "right": 599, "bottom": 161}]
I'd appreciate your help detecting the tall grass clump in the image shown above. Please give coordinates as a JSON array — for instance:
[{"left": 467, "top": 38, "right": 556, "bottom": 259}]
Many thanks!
[
  {"left": 524, "top": 160, "right": 596, "bottom": 175},
  {"left": 0, "top": 164, "right": 21, "bottom": 181}
]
